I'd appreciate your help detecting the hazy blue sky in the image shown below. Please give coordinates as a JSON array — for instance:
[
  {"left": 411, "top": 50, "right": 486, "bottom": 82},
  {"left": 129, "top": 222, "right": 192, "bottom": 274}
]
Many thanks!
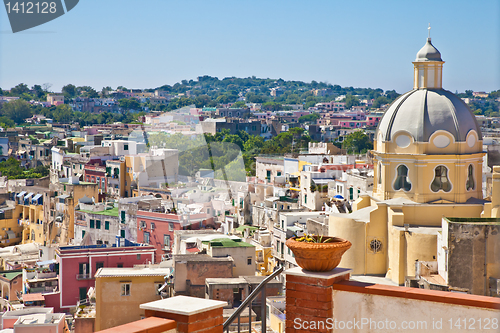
[{"left": 1, "top": 0, "right": 499, "bottom": 93}]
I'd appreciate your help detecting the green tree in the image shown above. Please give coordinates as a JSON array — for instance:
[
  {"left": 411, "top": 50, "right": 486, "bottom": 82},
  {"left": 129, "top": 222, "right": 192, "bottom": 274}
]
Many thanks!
[
  {"left": 342, "top": 131, "right": 373, "bottom": 154},
  {"left": 298, "top": 113, "right": 320, "bottom": 123},
  {"left": 53, "top": 104, "right": 74, "bottom": 123},
  {"left": 372, "top": 96, "right": 389, "bottom": 108},
  {"left": 10, "top": 83, "right": 29, "bottom": 96},
  {"left": 31, "top": 85, "right": 45, "bottom": 99},
  {"left": 344, "top": 94, "right": 360, "bottom": 109},
  {"left": 232, "top": 101, "right": 247, "bottom": 108},
  {"left": 62, "top": 84, "right": 77, "bottom": 99},
  {"left": 0, "top": 99, "right": 32, "bottom": 124}
]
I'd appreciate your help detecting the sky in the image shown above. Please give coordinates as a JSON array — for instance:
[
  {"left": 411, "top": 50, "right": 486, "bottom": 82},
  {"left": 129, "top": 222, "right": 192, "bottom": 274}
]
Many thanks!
[{"left": 1, "top": 0, "right": 499, "bottom": 94}]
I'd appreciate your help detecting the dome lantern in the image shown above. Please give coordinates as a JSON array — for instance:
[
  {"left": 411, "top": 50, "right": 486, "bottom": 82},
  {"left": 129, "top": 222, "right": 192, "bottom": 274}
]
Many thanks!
[{"left": 412, "top": 26, "right": 444, "bottom": 89}]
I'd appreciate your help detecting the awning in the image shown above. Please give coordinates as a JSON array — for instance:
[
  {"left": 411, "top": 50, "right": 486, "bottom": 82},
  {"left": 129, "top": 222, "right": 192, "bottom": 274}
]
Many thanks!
[
  {"left": 36, "top": 259, "right": 56, "bottom": 266},
  {"left": 6, "top": 230, "right": 16, "bottom": 239},
  {"left": 287, "top": 226, "right": 304, "bottom": 232},
  {"left": 22, "top": 293, "right": 45, "bottom": 302},
  {"left": 56, "top": 194, "right": 70, "bottom": 199},
  {"left": 24, "top": 192, "right": 34, "bottom": 200},
  {"left": 16, "top": 191, "right": 26, "bottom": 198},
  {"left": 265, "top": 196, "right": 279, "bottom": 202},
  {"left": 32, "top": 194, "right": 42, "bottom": 202}
]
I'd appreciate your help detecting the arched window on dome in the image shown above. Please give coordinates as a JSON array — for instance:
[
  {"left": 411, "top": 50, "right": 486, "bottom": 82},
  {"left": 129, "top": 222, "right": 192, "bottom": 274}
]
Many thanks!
[
  {"left": 394, "top": 165, "right": 411, "bottom": 191},
  {"left": 466, "top": 164, "right": 475, "bottom": 191},
  {"left": 431, "top": 165, "right": 452, "bottom": 192}
]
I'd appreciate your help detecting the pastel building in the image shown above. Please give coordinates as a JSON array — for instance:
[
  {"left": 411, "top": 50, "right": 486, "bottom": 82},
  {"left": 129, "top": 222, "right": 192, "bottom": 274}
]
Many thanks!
[{"left": 51, "top": 244, "right": 155, "bottom": 311}]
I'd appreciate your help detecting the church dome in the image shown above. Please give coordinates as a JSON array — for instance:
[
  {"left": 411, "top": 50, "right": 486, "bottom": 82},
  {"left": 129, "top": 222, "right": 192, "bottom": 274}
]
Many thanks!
[
  {"left": 377, "top": 88, "right": 482, "bottom": 143},
  {"left": 416, "top": 38, "right": 442, "bottom": 61}
]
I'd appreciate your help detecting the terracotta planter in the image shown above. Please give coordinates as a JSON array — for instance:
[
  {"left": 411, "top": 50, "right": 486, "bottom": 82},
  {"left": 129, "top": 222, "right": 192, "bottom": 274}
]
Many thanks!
[{"left": 285, "top": 236, "right": 352, "bottom": 272}]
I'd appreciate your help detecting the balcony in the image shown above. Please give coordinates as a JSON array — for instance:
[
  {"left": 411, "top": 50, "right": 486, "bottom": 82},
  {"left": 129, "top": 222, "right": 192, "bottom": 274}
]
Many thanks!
[
  {"left": 272, "top": 248, "right": 284, "bottom": 259},
  {"left": 76, "top": 274, "right": 93, "bottom": 280}
]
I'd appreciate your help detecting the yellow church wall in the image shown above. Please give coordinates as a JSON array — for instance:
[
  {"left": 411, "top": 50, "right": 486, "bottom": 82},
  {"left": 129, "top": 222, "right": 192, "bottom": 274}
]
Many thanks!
[
  {"left": 365, "top": 204, "right": 388, "bottom": 274},
  {"left": 386, "top": 227, "right": 404, "bottom": 284},
  {"left": 373, "top": 152, "right": 483, "bottom": 203},
  {"left": 352, "top": 195, "right": 370, "bottom": 211},
  {"left": 328, "top": 216, "right": 366, "bottom": 275},
  {"left": 399, "top": 204, "right": 484, "bottom": 227},
  {"left": 404, "top": 231, "right": 437, "bottom": 278}
]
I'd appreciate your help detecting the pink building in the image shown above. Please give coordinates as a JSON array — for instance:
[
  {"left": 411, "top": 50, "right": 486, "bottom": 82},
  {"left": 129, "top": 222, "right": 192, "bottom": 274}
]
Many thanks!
[
  {"left": 367, "top": 115, "right": 382, "bottom": 127},
  {"left": 52, "top": 244, "right": 155, "bottom": 312},
  {"left": 136, "top": 211, "right": 215, "bottom": 262},
  {"left": 136, "top": 211, "right": 182, "bottom": 262}
]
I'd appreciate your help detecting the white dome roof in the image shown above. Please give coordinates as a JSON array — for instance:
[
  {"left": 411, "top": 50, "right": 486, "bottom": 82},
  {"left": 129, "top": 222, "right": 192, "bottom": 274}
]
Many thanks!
[
  {"left": 416, "top": 38, "right": 442, "bottom": 62},
  {"left": 377, "top": 89, "right": 481, "bottom": 143}
]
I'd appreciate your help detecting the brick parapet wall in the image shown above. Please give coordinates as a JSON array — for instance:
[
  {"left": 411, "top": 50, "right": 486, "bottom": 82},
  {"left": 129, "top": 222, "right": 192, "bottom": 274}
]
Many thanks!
[{"left": 285, "top": 268, "right": 351, "bottom": 333}]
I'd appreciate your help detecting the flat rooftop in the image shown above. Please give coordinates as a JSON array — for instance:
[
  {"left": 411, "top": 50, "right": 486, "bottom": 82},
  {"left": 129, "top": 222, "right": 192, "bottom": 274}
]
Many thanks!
[{"left": 96, "top": 267, "right": 172, "bottom": 277}]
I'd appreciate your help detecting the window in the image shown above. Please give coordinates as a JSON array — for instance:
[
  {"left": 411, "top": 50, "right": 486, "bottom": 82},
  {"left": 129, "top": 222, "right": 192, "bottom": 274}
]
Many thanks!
[
  {"left": 164, "top": 234, "right": 170, "bottom": 248},
  {"left": 304, "top": 195, "right": 307, "bottom": 204},
  {"left": 169, "top": 223, "right": 173, "bottom": 231},
  {"left": 466, "top": 164, "right": 475, "bottom": 190},
  {"left": 96, "top": 220, "right": 101, "bottom": 229},
  {"left": 95, "top": 262, "right": 104, "bottom": 271},
  {"left": 247, "top": 257, "right": 252, "bottom": 265},
  {"left": 121, "top": 283, "right": 131, "bottom": 296},
  {"left": 277, "top": 171, "right": 282, "bottom": 177},
  {"left": 90, "top": 219, "right": 95, "bottom": 228},
  {"left": 82, "top": 230, "right": 85, "bottom": 238},
  {"left": 124, "top": 144, "right": 129, "bottom": 151},
  {"left": 277, "top": 240, "right": 280, "bottom": 253},
  {"left": 144, "top": 231, "right": 150, "bottom": 244},
  {"left": 117, "top": 263, "right": 123, "bottom": 268},
  {"left": 105, "top": 221, "right": 109, "bottom": 230},
  {"left": 121, "top": 211, "right": 126, "bottom": 222},
  {"left": 137, "top": 254, "right": 141, "bottom": 260},
  {"left": 377, "top": 162, "right": 382, "bottom": 185},
  {"left": 120, "top": 229, "right": 125, "bottom": 238},
  {"left": 156, "top": 283, "right": 163, "bottom": 295},
  {"left": 393, "top": 165, "right": 411, "bottom": 191},
  {"left": 79, "top": 262, "right": 89, "bottom": 275},
  {"left": 431, "top": 165, "right": 452, "bottom": 192}
]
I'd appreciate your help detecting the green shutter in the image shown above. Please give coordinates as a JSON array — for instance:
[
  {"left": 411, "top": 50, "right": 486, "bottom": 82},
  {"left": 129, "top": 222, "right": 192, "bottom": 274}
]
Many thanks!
[
  {"left": 96, "top": 220, "right": 101, "bottom": 229},
  {"left": 90, "top": 219, "right": 95, "bottom": 228},
  {"left": 105, "top": 221, "right": 110, "bottom": 230}
]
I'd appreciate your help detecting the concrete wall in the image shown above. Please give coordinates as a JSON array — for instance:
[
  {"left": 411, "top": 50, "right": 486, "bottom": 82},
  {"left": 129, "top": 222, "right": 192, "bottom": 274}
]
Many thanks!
[
  {"left": 174, "top": 258, "right": 233, "bottom": 297},
  {"left": 210, "top": 246, "right": 255, "bottom": 277},
  {"left": 95, "top": 275, "right": 164, "bottom": 331},
  {"left": 332, "top": 290, "right": 499, "bottom": 333},
  {"left": 74, "top": 316, "right": 95, "bottom": 333},
  {"left": 446, "top": 222, "right": 500, "bottom": 295}
]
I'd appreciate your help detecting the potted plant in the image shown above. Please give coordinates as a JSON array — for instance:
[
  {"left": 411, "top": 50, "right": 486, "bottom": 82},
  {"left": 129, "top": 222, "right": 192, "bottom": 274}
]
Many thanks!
[{"left": 285, "top": 234, "right": 351, "bottom": 272}]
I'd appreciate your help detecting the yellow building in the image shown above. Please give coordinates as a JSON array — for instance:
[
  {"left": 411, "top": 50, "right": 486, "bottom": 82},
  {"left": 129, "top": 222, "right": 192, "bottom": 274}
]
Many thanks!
[
  {"left": 94, "top": 266, "right": 171, "bottom": 331},
  {"left": 328, "top": 35, "right": 497, "bottom": 285},
  {"left": 55, "top": 177, "right": 98, "bottom": 243},
  {"left": 0, "top": 205, "right": 23, "bottom": 247}
]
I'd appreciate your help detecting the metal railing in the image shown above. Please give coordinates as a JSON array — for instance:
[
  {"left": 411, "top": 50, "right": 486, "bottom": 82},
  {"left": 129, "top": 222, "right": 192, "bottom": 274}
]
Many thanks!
[{"left": 223, "top": 266, "right": 284, "bottom": 333}]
